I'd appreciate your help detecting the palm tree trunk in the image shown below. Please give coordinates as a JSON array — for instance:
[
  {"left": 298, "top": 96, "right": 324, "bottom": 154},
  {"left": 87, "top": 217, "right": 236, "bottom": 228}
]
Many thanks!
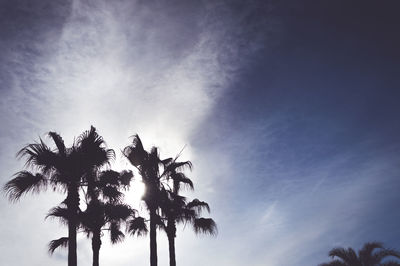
[
  {"left": 167, "top": 218, "right": 177, "bottom": 266},
  {"left": 68, "top": 219, "right": 77, "bottom": 266},
  {"left": 149, "top": 208, "right": 158, "bottom": 266},
  {"left": 168, "top": 233, "right": 176, "bottom": 266},
  {"left": 92, "top": 230, "right": 101, "bottom": 266},
  {"left": 67, "top": 184, "right": 79, "bottom": 266}
]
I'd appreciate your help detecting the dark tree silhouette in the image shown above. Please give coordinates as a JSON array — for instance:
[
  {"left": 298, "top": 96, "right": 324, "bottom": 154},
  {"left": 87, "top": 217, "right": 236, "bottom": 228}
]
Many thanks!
[
  {"left": 3, "top": 126, "right": 113, "bottom": 266},
  {"left": 159, "top": 159, "right": 217, "bottom": 266},
  {"left": 319, "top": 242, "right": 400, "bottom": 266},
  {"left": 123, "top": 134, "right": 164, "bottom": 266},
  {"left": 80, "top": 169, "right": 147, "bottom": 266},
  {"left": 47, "top": 169, "right": 146, "bottom": 266}
]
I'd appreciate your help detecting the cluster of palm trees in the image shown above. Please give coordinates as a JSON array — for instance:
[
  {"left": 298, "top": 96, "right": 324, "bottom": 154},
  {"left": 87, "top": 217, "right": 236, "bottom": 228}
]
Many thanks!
[
  {"left": 3, "top": 126, "right": 217, "bottom": 266},
  {"left": 320, "top": 242, "right": 400, "bottom": 266}
]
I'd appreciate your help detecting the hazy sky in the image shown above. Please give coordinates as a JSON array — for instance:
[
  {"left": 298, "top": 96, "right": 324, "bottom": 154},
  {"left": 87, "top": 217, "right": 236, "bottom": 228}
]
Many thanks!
[{"left": 1, "top": 1, "right": 400, "bottom": 265}]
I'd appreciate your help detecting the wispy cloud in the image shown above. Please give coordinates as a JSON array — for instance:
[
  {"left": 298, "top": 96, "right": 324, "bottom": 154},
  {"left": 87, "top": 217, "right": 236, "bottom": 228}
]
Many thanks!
[
  {"left": 190, "top": 108, "right": 400, "bottom": 265},
  {"left": 0, "top": 0, "right": 276, "bottom": 265}
]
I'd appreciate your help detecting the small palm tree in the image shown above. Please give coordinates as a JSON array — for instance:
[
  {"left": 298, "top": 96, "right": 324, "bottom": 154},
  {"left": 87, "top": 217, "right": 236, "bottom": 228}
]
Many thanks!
[
  {"left": 158, "top": 158, "right": 217, "bottom": 266},
  {"left": 47, "top": 170, "right": 147, "bottom": 266},
  {"left": 161, "top": 194, "right": 217, "bottom": 266},
  {"left": 319, "top": 242, "right": 400, "bottom": 266},
  {"left": 80, "top": 169, "right": 133, "bottom": 266}
]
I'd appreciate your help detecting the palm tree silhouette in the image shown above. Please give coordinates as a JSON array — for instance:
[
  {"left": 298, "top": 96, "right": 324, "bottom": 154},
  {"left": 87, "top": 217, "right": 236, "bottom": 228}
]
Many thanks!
[
  {"left": 319, "top": 242, "right": 400, "bottom": 266},
  {"left": 3, "top": 126, "right": 113, "bottom": 266},
  {"left": 123, "top": 134, "right": 165, "bottom": 266},
  {"left": 81, "top": 169, "right": 147, "bottom": 266},
  {"left": 45, "top": 170, "right": 146, "bottom": 266},
  {"left": 159, "top": 159, "right": 217, "bottom": 266}
]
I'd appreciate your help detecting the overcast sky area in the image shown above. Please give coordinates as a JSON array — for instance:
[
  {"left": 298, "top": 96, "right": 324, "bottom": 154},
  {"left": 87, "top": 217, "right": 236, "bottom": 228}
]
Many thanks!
[{"left": 1, "top": 1, "right": 400, "bottom": 265}]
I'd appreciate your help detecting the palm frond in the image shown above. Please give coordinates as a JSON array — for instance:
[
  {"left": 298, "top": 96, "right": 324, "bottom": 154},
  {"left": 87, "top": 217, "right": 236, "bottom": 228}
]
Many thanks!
[
  {"left": 77, "top": 126, "right": 106, "bottom": 150},
  {"left": 322, "top": 242, "right": 400, "bottom": 266},
  {"left": 4, "top": 171, "right": 47, "bottom": 202},
  {"left": 123, "top": 134, "right": 147, "bottom": 167},
  {"left": 161, "top": 158, "right": 173, "bottom": 165},
  {"left": 171, "top": 172, "right": 194, "bottom": 191},
  {"left": 193, "top": 218, "right": 217, "bottom": 236},
  {"left": 48, "top": 237, "right": 68, "bottom": 254},
  {"left": 77, "top": 126, "right": 114, "bottom": 170},
  {"left": 46, "top": 205, "right": 70, "bottom": 225},
  {"left": 168, "top": 161, "right": 193, "bottom": 173},
  {"left": 109, "top": 222, "right": 125, "bottom": 244},
  {"left": 186, "top": 199, "right": 210, "bottom": 214},
  {"left": 329, "top": 247, "right": 350, "bottom": 259},
  {"left": 98, "top": 170, "right": 120, "bottom": 186},
  {"left": 17, "top": 140, "right": 58, "bottom": 172},
  {"left": 176, "top": 208, "right": 196, "bottom": 223},
  {"left": 128, "top": 217, "right": 148, "bottom": 237},
  {"left": 104, "top": 203, "right": 132, "bottom": 221},
  {"left": 48, "top": 131, "right": 66, "bottom": 155},
  {"left": 359, "top": 242, "right": 383, "bottom": 264},
  {"left": 161, "top": 160, "right": 193, "bottom": 180},
  {"left": 102, "top": 186, "right": 124, "bottom": 202},
  {"left": 374, "top": 249, "right": 400, "bottom": 262}
]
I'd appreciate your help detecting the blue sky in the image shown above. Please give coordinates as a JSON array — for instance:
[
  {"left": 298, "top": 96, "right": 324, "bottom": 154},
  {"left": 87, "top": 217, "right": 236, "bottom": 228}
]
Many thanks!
[{"left": 1, "top": 1, "right": 400, "bottom": 265}]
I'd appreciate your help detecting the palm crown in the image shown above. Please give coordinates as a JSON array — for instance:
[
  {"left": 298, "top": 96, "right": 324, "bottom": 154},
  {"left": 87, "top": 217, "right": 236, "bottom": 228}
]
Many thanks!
[
  {"left": 320, "top": 242, "right": 400, "bottom": 266},
  {"left": 4, "top": 126, "right": 114, "bottom": 266}
]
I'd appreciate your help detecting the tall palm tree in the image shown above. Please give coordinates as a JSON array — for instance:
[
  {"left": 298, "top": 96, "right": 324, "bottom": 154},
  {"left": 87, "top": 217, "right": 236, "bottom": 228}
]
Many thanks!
[
  {"left": 159, "top": 159, "right": 217, "bottom": 266},
  {"left": 319, "top": 242, "right": 400, "bottom": 266},
  {"left": 3, "top": 126, "right": 112, "bottom": 266},
  {"left": 123, "top": 135, "right": 189, "bottom": 266},
  {"left": 123, "top": 135, "right": 163, "bottom": 266}
]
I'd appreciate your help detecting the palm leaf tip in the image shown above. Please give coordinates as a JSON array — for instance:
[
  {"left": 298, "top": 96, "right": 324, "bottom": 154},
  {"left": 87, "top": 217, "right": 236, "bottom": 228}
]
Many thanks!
[
  {"left": 48, "top": 237, "right": 68, "bottom": 254},
  {"left": 194, "top": 218, "right": 217, "bottom": 236},
  {"left": 47, "top": 131, "right": 66, "bottom": 155}
]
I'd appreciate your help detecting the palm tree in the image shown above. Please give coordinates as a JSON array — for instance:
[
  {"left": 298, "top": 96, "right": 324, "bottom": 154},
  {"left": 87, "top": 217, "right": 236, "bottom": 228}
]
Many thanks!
[
  {"left": 319, "top": 242, "right": 400, "bottom": 266},
  {"left": 123, "top": 134, "right": 163, "bottom": 266},
  {"left": 161, "top": 194, "right": 217, "bottom": 266},
  {"left": 3, "top": 126, "right": 112, "bottom": 266},
  {"left": 80, "top": 169, "right": 147, "bottom": 266},
  {"left": 159, "top": 159, "right": 217, "bottom": 266},
  {"left": 47, "top": 169, "right": 147, "bottom": 266}
]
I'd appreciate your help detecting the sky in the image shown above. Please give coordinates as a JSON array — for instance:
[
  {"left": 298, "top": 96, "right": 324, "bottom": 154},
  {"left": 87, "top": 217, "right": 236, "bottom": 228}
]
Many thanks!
[{"left": 1, "top": 0, "right": 400, "bottom": 265}]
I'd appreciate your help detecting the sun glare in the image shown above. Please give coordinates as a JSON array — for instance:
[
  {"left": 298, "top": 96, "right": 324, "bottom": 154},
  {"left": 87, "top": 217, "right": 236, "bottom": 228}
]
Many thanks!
[{"left": 125, "top": 179, "right": 146, "bottom": 205}]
